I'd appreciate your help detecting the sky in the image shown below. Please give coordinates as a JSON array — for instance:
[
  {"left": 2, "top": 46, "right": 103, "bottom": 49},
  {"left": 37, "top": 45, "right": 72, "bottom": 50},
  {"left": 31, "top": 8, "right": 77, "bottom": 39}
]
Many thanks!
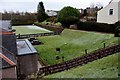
[{"left": 0, "top": 0, "right": 111, "bottom": 13}]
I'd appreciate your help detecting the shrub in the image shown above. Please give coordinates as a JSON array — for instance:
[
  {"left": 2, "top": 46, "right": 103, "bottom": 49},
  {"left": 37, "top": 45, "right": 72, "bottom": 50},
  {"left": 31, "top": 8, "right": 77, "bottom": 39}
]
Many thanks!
[
  {"left": 115, "top": 21, "right": 120, "bottom": 26},
  {"left": 46, "top": 17, "right": 57, "bottom": 22},
  {"left": 57, "top": 6, "right": 80, "bottom": 28}
]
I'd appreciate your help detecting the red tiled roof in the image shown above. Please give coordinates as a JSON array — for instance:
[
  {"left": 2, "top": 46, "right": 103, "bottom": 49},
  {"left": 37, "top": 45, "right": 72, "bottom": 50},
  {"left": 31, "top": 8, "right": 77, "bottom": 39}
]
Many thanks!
[
  {"left": 0, "top": 32, "right": 14, "bottom": 35},
  {"left": 0, "top": 27, "right": 15, "bottom": 34}
]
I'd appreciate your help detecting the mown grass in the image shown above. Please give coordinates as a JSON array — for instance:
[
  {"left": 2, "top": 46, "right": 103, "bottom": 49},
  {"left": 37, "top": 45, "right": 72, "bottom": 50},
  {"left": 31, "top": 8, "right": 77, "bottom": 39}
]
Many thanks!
[
  {"left": 35, "top": 29, "right": 118, "bottom": 65},
  {"left": 12, "top": 25, "right": 52, "bottom": 34},
  {"left": 44, "top": 53, "right": 119, "bottom": 78}
]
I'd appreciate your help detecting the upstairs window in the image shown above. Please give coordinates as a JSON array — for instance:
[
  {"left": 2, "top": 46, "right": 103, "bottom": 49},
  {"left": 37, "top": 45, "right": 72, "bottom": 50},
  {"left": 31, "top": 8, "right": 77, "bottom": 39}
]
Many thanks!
[{"left": 109, "top": 9, "right": 113, "bottom": 15}]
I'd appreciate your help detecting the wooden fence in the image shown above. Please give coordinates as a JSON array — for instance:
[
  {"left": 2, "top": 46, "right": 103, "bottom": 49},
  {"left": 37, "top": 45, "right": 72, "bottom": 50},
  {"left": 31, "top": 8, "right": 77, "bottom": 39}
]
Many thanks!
[
  {"left": 37, "top": 44, "right": 120, "bottom": 76},
  {"left": 16, "top": 32, "right": 60, "bottom": 39}
]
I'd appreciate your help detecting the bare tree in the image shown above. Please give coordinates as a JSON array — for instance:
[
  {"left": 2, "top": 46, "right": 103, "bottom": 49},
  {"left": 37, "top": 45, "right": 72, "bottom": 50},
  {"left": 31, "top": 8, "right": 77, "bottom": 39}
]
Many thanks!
[
  {"left": 96, "top": 2, "right": 103, "bottom": 8},
  {"left": 90, "top": 2, "right": 95, "bottom": 8}
]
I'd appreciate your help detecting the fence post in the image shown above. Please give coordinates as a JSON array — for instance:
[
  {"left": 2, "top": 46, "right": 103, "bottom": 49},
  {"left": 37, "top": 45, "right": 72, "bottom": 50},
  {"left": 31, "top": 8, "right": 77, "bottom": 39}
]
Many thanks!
[
  {"left": 85, "top": 49, "right": 87, "bottom": 55},
  {"left": 18, "top": 34, "right": 20, "bottom": 39},
  {"left": 104, "top": 43, "right": 106, "bottom": 48},
  {"left": 62, "top": 56, "right": 64, "bottom": 62}
]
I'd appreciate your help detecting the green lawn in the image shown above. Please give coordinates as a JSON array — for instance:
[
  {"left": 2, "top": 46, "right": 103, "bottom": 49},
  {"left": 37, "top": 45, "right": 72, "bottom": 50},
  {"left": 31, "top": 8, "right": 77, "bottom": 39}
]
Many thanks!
[
  {"left": 44, "top": 53, "right": 119, "bottom": 78},
  {"left": 35, "top": 29, "right": 118, "bottom": 65},
  {"left": 12, "top": 25, "right": 52, "bottom": 34}
]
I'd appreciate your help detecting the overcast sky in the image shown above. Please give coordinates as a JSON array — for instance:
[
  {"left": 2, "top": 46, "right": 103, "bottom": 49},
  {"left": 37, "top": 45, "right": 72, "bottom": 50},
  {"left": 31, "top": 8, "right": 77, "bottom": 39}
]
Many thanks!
[{"left": 0, "top": 0, "right": 111, "bottom": 13}]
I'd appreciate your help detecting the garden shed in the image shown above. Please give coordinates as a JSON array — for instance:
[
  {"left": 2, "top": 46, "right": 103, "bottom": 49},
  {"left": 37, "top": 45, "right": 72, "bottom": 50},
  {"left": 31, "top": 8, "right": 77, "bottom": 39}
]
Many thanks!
[{"left": 16, "top": 39, "right": 38, "bottom": 77}]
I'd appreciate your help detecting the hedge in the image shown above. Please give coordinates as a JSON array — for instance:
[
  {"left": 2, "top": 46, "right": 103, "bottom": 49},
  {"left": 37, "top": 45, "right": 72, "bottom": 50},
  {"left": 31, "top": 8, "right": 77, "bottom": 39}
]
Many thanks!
[{"left": 77, "top": 22, "right": 116, "bottom": 33}]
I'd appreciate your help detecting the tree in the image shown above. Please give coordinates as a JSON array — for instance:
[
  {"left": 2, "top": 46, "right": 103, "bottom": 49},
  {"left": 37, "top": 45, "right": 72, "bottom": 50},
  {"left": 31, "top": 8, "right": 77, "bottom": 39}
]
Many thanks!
[
  {"left": 83, "top": 9, "right": 88, "bottom": 16},
  {"left": 37, "top": 2, "right": 47, "bottom": 22},
  {"left": 57, "top": 6, "right": 80, "bottom": 28},
  {"left": 90, "top": 2, "right": 95, "bottom": 8},
  {"left": 96, "top": 2, "right": 103, "bottom": 9}
]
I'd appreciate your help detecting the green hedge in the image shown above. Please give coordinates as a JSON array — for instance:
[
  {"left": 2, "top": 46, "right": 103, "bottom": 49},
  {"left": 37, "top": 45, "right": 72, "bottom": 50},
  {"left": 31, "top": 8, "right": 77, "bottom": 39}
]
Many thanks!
[
  {"left": 77, "top": 22, "right": 116, "bottom": 33},
  {"left": 11, "top": 19, "right": 36, "bottom": 26}
]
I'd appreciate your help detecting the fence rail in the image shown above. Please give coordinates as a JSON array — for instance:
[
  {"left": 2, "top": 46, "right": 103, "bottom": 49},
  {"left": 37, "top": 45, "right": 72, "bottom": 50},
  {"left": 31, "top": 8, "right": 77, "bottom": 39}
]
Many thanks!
[
  {"left": 16, "top": 32, "right": 60, "bottom": 39},
  {"left": 37, "top": 44, "right": 120, "bottom": 76}
]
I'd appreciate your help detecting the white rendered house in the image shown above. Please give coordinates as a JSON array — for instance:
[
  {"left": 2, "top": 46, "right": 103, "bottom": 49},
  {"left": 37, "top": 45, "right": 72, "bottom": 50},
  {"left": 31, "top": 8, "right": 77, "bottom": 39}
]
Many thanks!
[{"left": 97, "top": 0, "right": 120, "bottom": 24}]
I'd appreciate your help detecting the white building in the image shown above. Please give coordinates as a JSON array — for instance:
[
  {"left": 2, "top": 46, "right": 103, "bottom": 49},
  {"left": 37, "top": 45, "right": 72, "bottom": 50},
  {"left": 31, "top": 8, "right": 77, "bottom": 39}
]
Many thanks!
[
  {"left": 46, "top": 10, "right": 57, "bottom": 17},
  {"left": 97, "top": 0, "right": 120, "bottom": 24}
]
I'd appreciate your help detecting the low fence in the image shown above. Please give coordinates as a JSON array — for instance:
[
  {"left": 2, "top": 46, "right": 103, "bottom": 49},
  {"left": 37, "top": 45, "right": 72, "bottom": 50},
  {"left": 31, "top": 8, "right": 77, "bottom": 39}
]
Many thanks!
[
  {"left": 16, "top": 32, "right": 60, "bottom": 39},
  {"left": 37, "top": 44, "right": 120, "bottom": 76}
]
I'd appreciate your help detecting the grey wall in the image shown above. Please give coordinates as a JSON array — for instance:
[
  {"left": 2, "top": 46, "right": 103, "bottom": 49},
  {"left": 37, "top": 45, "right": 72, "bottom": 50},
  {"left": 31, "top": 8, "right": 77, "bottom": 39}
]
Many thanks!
[{"left": 17, "top": 54, "right": 38, "bottom": 76}]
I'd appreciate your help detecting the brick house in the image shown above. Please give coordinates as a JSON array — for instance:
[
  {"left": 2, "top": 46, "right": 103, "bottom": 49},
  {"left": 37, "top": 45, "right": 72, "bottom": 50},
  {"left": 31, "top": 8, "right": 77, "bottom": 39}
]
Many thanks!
[
  {"left": 0, "top": 27, "right": 17, "bottom": 79},
  {"left": 0, "top": 46, "right": 17, "bottom": 79},
  {"left": 0, "top": 20, "right": 38, "bottom": 79}
]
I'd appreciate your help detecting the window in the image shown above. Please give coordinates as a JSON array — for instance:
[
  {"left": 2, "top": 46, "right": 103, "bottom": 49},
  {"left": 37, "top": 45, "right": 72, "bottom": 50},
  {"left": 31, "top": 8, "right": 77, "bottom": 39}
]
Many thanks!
[{"left": 109, "top": 9, "right": 113, "bottom": 15}]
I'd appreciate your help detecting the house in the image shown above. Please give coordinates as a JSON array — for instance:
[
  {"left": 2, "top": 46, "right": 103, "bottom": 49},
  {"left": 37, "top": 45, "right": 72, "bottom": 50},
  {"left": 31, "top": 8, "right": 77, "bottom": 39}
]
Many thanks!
[
  {"left": 16, "top": 39, "right": 38, "bottom": 78},
  {"left": 0, "top": 23, "right": 17, "bottom": 79},
  {"left": 97, "top": 0, "right": 120, "bottom": 24},
  {"left": 0, "top": 46, "right": 17, "bottom": 79},
  {"left": 0, "top": 20, "right": 17, "bottom": 55},
  {"left": 0, "top": 20, "right": 38, "bottom": 79},
  {"left": 46, "top": 10, "right": 57, "bottom": 17},
  {"left": 78, "top": 9, "right": 84, "bottom": 14},
  {"left": 86, "top": 7, "right": 97, "bottom": 16}
]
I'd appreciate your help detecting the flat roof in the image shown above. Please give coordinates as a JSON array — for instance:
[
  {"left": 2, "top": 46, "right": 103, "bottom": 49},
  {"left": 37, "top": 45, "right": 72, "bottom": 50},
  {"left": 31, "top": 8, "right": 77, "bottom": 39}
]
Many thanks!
[{"left": 17, "top": 39, "right": 37, "bottom": 55}]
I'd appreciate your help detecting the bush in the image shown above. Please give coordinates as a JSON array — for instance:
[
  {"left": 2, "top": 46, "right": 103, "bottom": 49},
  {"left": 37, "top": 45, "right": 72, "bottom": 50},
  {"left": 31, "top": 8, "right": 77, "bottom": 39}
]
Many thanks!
[
  {"left": 77, "top": 21, "right": 116, "bottom": 33},
  {"left": 46, "top": 17, "right": 57, "bottom": 22},
  {"left": 115, "top": 21, "right": 120, "bottom": 26},
  {"left": 57, "top": 6, "right": 80, "bottom": 28}
]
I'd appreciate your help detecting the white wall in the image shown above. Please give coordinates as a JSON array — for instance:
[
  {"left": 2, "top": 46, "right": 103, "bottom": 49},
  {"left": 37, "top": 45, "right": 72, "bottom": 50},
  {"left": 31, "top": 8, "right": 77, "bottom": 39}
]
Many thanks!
[
  {"left": 118, "top": 1, "right": 120, "bottom": 21},
  {"left": 97, "top": 2, "right": 118, "bottom": 24}
]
